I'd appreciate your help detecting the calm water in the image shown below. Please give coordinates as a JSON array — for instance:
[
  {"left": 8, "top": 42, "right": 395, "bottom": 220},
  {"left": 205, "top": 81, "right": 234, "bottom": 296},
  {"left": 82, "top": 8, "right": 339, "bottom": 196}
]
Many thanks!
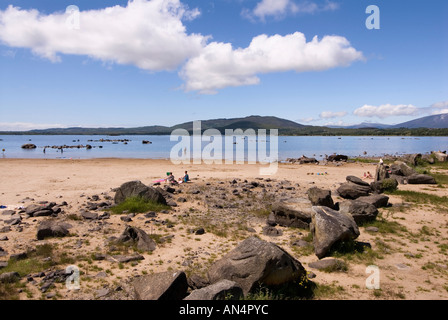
[{"left": 0, "top": 135, "right": 447, "bottom": 161}]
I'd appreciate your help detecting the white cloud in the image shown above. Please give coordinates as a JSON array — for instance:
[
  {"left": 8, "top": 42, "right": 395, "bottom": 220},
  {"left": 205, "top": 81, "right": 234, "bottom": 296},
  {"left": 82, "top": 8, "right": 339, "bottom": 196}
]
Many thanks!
[
  {"left": 0, "top": 0, "right": 207, "bottom": 71},
  {"left": 430, "top": 101, "right": 448, "bottom": 114},
  {"left": 180, "top": 32, "right": 363, "bottom": 94},
  {"left": 319, "top": 111, "right": 347, "bottom": 119},
  {"left": 0, "top": 122, "right": 69, "bottom": 131},
  {"left": 353, "top": 104, "right": 420, "bottom": 119},
  {"left": 244, "top": 0, "right": 339, "bottom": 21}
]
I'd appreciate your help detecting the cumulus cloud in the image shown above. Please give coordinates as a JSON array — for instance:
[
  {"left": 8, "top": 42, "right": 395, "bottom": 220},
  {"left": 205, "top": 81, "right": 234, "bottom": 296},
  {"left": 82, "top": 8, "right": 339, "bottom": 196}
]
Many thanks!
[
  {"left": 430, "top": 101, "right": 448, "bottom": 115},
  {"left": 353, "top": 104, "right": 420, "bottom": 119},
  {"left": 180, "top": 32, "right": 364, "bottom": 94},
  {"left": 0, "top": 0, "right": 207, "bottom": 71},
  {"left": 244, "top": 0, "right": 339, "bottom": 21},
  {"left": 319, "top": 111, "right": 347, "bottom": 119}
]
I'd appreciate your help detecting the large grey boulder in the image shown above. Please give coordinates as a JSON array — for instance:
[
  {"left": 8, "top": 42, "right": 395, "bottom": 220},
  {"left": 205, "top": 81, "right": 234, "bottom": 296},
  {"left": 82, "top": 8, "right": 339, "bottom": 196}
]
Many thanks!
[
  {"left": 133, "top": 270, "right": 188, "bottom": 300},
  {"left": 338, "top": 200, "right": 379, "bottom": 225},
  {"left": 207, "top": 236, "right": 307, "bottom": 296},
  {"left": 307, "top": 187, "right": 336, "bottom": 209},
  {"left": 36, "top": 220, "right": 71, "bottom": 240},
  {"left": 310, "top": 206, "right": 360, "bottom": 259},
  {"left": 407, "top": 174, "right": 437, "bottom": 185},
  {"left": 356, "top": 194, "right": 390, "bottom": 208},
  {"left": 337, "top": 182, "right": 371, "bottom": 200},
  {"left": 184, "top": 280, "right": 244, "bottom": 300},
  {"left": 114, "top": 180, "right": 167, "bottom": 205},
  {"left": 117, "top": 225, "right": 156, "bottom": 252},
  {"left": 432, "top": 152, "right": 447, "bottom": 162},
  {"left": 268, "top": 202, "right": 312, "bottom": 229}
]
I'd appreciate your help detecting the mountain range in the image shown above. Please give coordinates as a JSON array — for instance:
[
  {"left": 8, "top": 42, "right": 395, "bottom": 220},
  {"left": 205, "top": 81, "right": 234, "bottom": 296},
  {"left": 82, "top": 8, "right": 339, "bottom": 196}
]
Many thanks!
[{"left": 1, "top": 113, "right": 448, "bottom": 136}]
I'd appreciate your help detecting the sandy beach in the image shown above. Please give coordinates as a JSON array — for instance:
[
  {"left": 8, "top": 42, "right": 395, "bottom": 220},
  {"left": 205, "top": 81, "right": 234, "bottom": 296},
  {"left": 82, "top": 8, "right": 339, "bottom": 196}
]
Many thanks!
[{"left": 0, "top": 158, "right": 447, "bottom": 300}]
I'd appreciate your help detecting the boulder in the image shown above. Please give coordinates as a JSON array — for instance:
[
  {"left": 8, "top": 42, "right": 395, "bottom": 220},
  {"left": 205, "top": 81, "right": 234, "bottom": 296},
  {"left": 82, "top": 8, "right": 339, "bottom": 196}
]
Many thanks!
[
  {"left": 0, "top": 272, "right": 20, "bottom": 283},
  {"left": 268, "top": 202, "right": 312, "bottom": 229},
  {"left": 36, "top": 220, "right": 71, "bottom": 240},
  {"left": 407, "top": 174, "right": 437, "bottom": 185},
  {"left": 327, "top": 154, "right": 348, "bottom": 162},
  {"left": 81, "top": 211, "right": 98, "bottom": 220},
  {"left": 392, "top": 161, "right": 416, "bottom": 177},
  {"left": 356, "top": 194, "right": 390, "bottom": 208},
  {"left": 310, "top": 206, "right": 360, "bottom": 259},
  {"left": 207, "top": 236, "right": 307, "bottom": 296},
  {"left": 337, "top": 182, "right": 371, "bottom": 200},
  {"left": 346, "top": 176, "right": 370, "bottom": 187},
  {"left": 308, "top": 258, "right": 347, "bottom": 271},
  {"left": 298, "top": 156, "right": 318, "bottom": 164},
  {"left": 117, "top": 225, "right": 156, "bottom": 252},
  {"left": 25, "top": 203, "right": 56, "bottom": 217},
  {"left": 21, "top": 144, "right": 36, "bottom": 149},
  {"left": 184, "top": 280, "right": 244, "bottom": 300},
  {"left": 133, "top": 270, "right": 189, "bottom": 300},
  {"left": 432, "top": 151, "right": 447, "bottom": 162},
  {"left": 307, "top": 187, "right": 336, "bottom": 209},
  {"left": 114, "top": 180, "right": 167, "bottom": 205},
  {"left": 338, "top": 200, "right": 379, "bottom": 225},
  {"left": 374, "top": 164, "right": 390, "bottom": 182}
]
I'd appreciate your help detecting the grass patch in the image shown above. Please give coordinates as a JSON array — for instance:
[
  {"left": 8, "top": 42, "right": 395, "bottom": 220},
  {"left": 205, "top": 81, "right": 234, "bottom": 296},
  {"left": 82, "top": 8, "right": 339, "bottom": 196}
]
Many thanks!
[
  {"left": 109, "top": 196, "right": 170, "bottom": 214},
  {"left": 386, "top": 190, "right": 448, "bottom": 209}
]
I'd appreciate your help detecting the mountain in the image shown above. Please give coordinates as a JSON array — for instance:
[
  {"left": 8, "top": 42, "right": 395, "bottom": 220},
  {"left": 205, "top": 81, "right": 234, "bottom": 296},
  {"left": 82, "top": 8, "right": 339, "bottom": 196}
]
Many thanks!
[
  {"left": 171, "top": 115, "right": 306, "bottom": 132},
  {"left": 391, "top": 113, "right": 448, "bottom": 129},
  {"left": 328, "top": 122, "right": 393, "bottom": 129}
]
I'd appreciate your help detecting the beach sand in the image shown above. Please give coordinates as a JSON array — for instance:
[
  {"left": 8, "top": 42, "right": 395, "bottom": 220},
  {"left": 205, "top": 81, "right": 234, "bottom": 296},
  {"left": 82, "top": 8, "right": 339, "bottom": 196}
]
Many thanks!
[{"left": 0, "top": 158, "right": 447, "bottom": 300}]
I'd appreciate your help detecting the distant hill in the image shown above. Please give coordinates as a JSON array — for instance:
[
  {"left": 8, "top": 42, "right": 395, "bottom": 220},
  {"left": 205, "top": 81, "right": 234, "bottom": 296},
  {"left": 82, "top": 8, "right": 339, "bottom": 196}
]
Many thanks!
[
  {"left": 1, "top": 114, "right": 448, "bottom": 136},
  {"left": 391, "top": 113, "right": 448, "bottom": 129},
  {"left": 328, "top": 122, "right": 393, "bottom": 129}
]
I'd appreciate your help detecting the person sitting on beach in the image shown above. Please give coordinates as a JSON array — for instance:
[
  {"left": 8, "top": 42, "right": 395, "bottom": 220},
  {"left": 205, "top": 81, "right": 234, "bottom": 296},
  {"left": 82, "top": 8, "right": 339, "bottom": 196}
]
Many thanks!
[
  {"left": 182, "top": 171, "right": 190, "bottom": 183},
  {"left": 166, "top": 172, "right": 177, "bottom": 185},
  {"left": 366, "top": 171, "right": 373, "bottom": 179}
]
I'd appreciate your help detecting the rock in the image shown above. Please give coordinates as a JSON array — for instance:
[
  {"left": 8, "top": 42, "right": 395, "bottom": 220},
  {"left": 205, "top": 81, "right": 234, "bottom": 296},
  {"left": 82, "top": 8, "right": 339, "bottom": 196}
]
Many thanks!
[
  {"left": 187, "top": 274, "right": 210, "bottom": 290},
  {"left": 184, "top": 280, "right": 244, "bottom": 300},
  {"left": 407, "top": 174, "right": 437, "bottom": 185},
  {"left": 298, "top": 156, "right": 318, "bottom": 164},
  {"left": 371, "top": 178, "right": 399, "bottom": 192},
  {"left": 327, "top": 154, "right": 348, "bottom": 162},
  {"left": 21, "top": 144, "right": 36, "bottom": 149},
  {"left": 0, "top": 261, "right": 8, "bottom": 269},
  {"left": 0, "top": 271, "right": 20, "bottom": 283},
  {"left": 81, "top": 211, "right": 98, "bottom": 220},
  {"left": 96, "top": 288, "right": 110, "bottom": 298},
  {"left": 207, "top": 236, "right": 307, "bottom": 296},
  {"left": 365, "top": 226, "right": 379, "bottom": 233},
  {"left": 109, "top": 254, "right": 144, "bottom": 263},
  {"left": 114, "top": 180, "right": 167, "bottom": 205},
  {"left": 133, "top": 270, "right": 189, "bottom": 300},
  {"left": 356, "top": 194, "right": 390, "bottom": 208},
  {"left": 1, "top": 210, "right": 16, "bottom": 216},
  {"left": 307, "top": 187, "right": 336, "bottom": 209},
  {"left": 262, "top": 226, "right": 283, "bottom": 237},
  {"left": 338, "top": 200, "right": 379, "bottom": 225},
  {"left": 337, "top": 182, "right": 371, "bottom": 200},
  {"left": 36, "top": 220, "right": 70, "bottom": 240},
  {"left": 374, "top": 164, "right": 390, "bottom": 182},
  {"left": 392, "top": 161, "right": 416, "bottom": 177},
  {"left": 308, "top": 258, "right": 347, "bottom": 271},
  {"left": 346, "top": 175, "right": 370, "bottom": 187},
  {"left": 117, "top": 225, "right": 156, "bottom": 252},
  {"left": 432, "top": 151, "right": 447, "bottom": 162},
  {"left": 310, "top": 206, "right": 360, "bottom": 259},
  {"left": 268, "top": 202, "right": 312, "bottom": 229}
]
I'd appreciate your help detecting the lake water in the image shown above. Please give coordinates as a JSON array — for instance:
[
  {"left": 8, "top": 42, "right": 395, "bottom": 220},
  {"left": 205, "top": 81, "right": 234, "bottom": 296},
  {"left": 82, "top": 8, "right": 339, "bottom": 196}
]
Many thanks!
[{"left": 0, "top": 135, "right": 447, "bottom": 161}]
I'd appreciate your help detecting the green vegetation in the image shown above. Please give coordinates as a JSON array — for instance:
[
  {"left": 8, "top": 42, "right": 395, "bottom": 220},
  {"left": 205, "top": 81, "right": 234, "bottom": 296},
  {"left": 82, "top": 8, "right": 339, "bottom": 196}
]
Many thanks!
[
  {"left": 109, "top": 196, "right": 170, "bottom": 214},
  {"left": 386, "top": 190, "right": 448, "bottom": 209}
]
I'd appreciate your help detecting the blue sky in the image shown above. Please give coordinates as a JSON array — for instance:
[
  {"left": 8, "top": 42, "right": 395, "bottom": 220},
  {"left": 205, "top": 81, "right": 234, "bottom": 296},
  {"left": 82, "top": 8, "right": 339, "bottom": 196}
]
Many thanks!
[{"left": 0, "top": 0, "right": 447, "bottom": 130}]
